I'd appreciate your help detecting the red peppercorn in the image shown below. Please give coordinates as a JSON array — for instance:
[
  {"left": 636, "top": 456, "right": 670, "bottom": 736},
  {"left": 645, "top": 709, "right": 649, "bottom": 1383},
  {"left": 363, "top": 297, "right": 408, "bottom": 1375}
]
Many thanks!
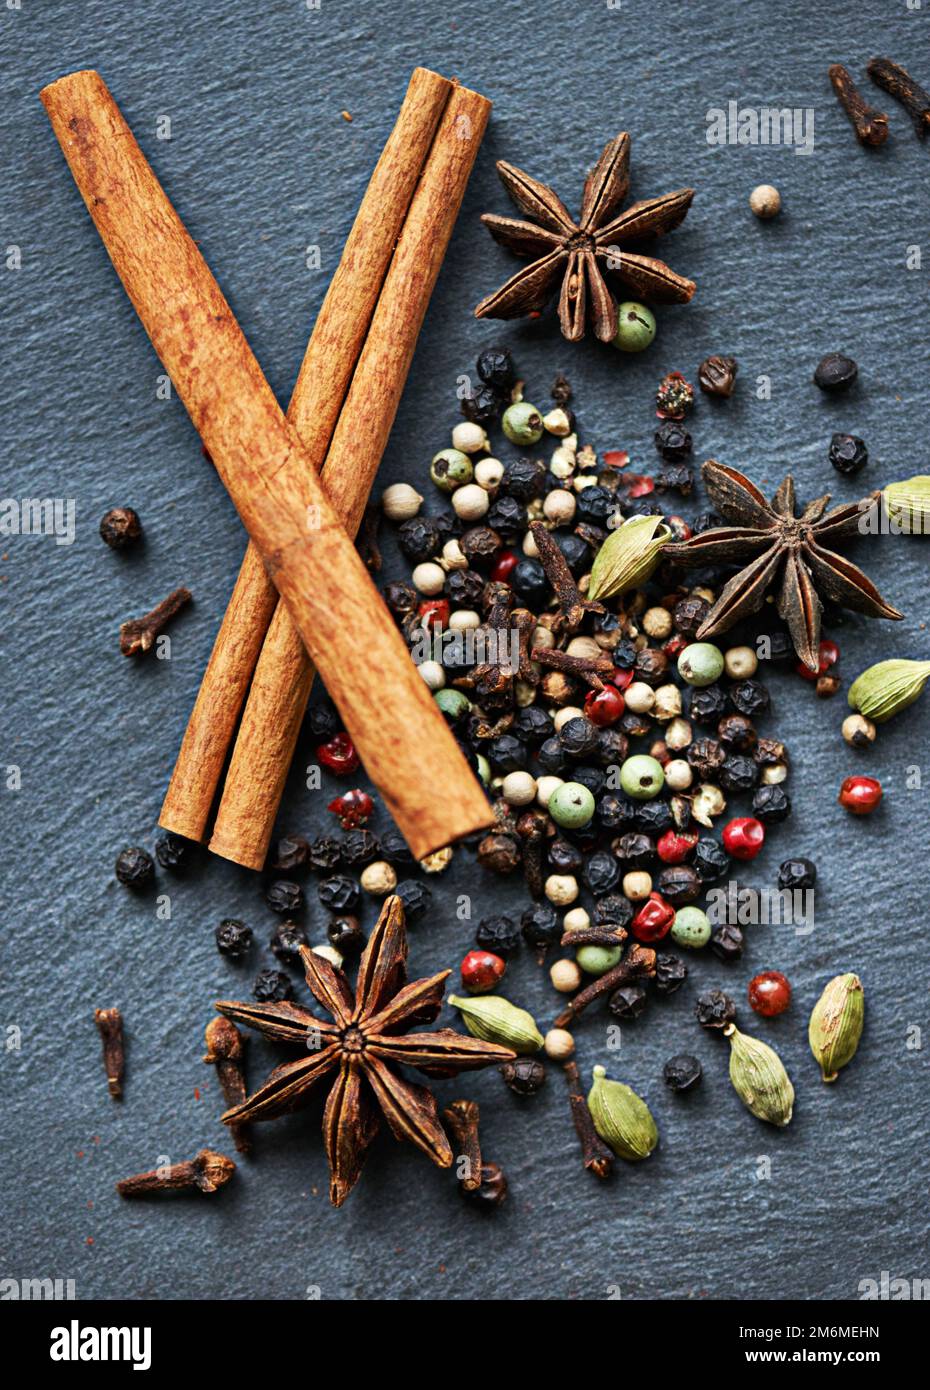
[
  {"left": 656, "top": 829, "right": 698, "bottom": 864},
  {"left": 796, "top": 637, "right": 839, "bottom": 681},
  {"left": 722, "top": 816, "right": 765, "bottom": 860},
  {"left": 317, "top": 732, "right": 360, "bottom": 775},
  {"left": 611, "top": 668, "right": 634, "bottom": 691},
  {"left": 418, "top": 598, "right": 449, "bottom": 630},
  {"left": 838, "top": 774, "right": 882, "bottom": 815},
  {"left": 630, "top": 892, "right": 675, "bottom": 943},
  {"left": 490, "top": 550, "right": 519, "bottom": 584},
  {"left": 460, "top": 948, "right": 506, "bottom": 994},
  {"left": 663, "top": 634, "right": 688, "bottom": 660},
  {"left": 584, "top": 685, "right": 626, "bottom": 727},
  {"left": 327, "top": 789, "right": 374, "bottom": 828},
  {"left": 748, "top": 971, "right": 792, "bottom": 1017}
]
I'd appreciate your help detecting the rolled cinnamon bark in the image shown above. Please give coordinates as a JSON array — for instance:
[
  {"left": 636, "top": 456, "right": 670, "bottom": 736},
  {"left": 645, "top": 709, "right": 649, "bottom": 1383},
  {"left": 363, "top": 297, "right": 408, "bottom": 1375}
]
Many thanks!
[
  {"left": 42, "top": 69, "right": 493, "bottom": 859},
  {"left": 157, "top": 66, "right": 452, "bottom": 844},
  {"left": 211, "top": 83, "right": 493, "bottom": 869}
]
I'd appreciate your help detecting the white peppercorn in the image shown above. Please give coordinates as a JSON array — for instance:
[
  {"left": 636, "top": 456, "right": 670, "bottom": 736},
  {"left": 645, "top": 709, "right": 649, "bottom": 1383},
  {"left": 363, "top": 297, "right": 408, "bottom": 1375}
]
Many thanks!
[
  {"left": 449, "top": 607, "right": 480, "bottom": 631},
  {"left": 441, "top": 538, "right": 468, "bottom": 570},
  {"left": 653, "top": 683, "right": 682, "bottom": 721},
  {"left": 543, "top": 489, "right": 577, "bottom": 524},
  {"left": 536, "top": 774, "right": 565, "bottom": 808},
  {"left": 501, "top": 770, "right": 537, "bottom": 806},
  {"left": 724, "top": 644, "right": 758, "bottom": 679},
  {"left": 360, "top": 860, "right": 398, "bottom": 895},
  {"left": 665, "top": 717, "right": 693, "bottom": 751},
  {"left": 411, "top": 561, "right": 445, "bottom": 595},
  {"left": 664, "top": 758, "right": 693, "bottom": 790},
  {"left": 381, "top": 482, "right": 423, "bottom": 521},
  {"left": 417, "top": 660, "right": 446, "bottom": 691},
  {"left": 553, "top": 705, "right": 585, "bottom": 731},
  {"left": 451, "top": 483, "right": 490, "bottom": 521},
  {"left": 473, "top": 457, "right": 504, "bottom": 490},
  {"left": 313, "top": 944, "right": 344, "bottom": 969},
  {"left": 642, "top": 606, "right": 673, "bottom": 639},
  {"left": 451, "top": 421, "right": 489, "bottom": 454},
  {"left": 544, "top": 1028, "right": 575, "bottom": 1061},
  {"left": 545, "top": 874, "right": 579, "bottom": 906},
  {"left": 562, "top": 906, "right": 590, "bottom": 933},
  {"left": 623, "top": 681, "right": 656, "bottom": 714},
  {"left": 550, "top": 959, "right": 582, "bottom": 993},
  {"left": 623, "top": 870, "right": 653, "bottom": 901}
]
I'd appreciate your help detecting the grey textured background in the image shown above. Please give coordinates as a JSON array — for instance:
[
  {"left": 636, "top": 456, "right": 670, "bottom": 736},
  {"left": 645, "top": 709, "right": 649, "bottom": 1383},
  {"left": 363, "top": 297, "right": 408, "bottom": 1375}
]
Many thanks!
[{"left": 2, "top": 0, "right": 928, "bottom": 1301}]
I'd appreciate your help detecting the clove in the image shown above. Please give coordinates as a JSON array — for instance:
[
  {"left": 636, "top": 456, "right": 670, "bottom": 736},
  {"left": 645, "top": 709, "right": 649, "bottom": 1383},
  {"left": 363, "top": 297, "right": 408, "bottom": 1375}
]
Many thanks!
[
  {"left": 563, "top": 1059, "right": 613, "bottom": 1180},
  {"left": 553, "top": 944, "right": 656, "bottom": 1029},
  {"left": 516, "top": 809, "right": 547, "bottom": 902},
  {"left": 530, "top": 521, "right": 605, "bottom": 631},
  {"left": 119, "top": 586, "right": 191, "bottom": 656},
  {"left": 560, "top": 922, "right": 628, "bottom": 950},
  {"left": 116, "top": 1149, "right": 236, "bottom": 1197},
  {"left": 868, "top": 57, "right": 930, "bottom": 139},
  {"left": 203, "top": 1017, "right": 250, "bottom": 1154},
  {"left": 442, "top": 1098, "right": 483, "bottom": 1191},
  {"left": 829, "top": 64, "right": 889, "bottom": 146},
  {"left": 94, "top": 1007, "right": 124, "bottom": 1100},
  {"left": 530, "top": 644, "right": 615, "bottom": 690}
]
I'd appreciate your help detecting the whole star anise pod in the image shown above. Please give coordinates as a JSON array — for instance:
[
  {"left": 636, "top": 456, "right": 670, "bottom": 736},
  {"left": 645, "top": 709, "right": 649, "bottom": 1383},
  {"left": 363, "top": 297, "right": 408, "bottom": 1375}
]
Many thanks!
[
  {"left": 475, "top": 133, "right": 695, "bottom": 342},
  {"left": 664, "top": 460, "right": 903, "bottom": 671},
  {"left": 216, "top": 895, "right": 515, "bottom": 1207}
]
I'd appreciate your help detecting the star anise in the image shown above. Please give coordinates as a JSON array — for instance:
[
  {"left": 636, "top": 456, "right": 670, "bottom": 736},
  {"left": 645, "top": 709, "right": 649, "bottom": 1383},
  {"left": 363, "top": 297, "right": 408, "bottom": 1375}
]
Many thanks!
[
  {"left": 663, "top": 460, "right": 903, "bottom": 671},
  {"left": 216, "top": 895, "right": 515, "bottom": 1206},
  {"left": 475, "top": 133, "right": 695, "bottom": 342}
]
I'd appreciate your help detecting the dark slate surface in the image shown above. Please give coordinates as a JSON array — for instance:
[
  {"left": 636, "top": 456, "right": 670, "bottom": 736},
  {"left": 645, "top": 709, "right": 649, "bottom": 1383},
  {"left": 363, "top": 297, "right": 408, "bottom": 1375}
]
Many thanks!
[{"left": 2, "top": 0, "right": 928, "bottom": 1301}]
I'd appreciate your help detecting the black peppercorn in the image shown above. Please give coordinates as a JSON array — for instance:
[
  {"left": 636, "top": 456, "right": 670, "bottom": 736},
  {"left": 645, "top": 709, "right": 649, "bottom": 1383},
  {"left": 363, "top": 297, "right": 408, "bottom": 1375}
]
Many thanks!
[
  {"left": 340, "top": 829, "right": 381, "bottom": 865},
  {"left": 632, "top": 800, "right": 673, "bottom": 835},
  {"left": 558, "top": 716, "right": 600, "bottom": 758},
  {"left": 383, "top": 580, "right": 418, "bottom": 619},
  {"left": 501, "top": 457, "right": 546, "bottom": 501},
  {"left": 596, "top": 792, "right": 637, "bottom": 830},
  {"left": 510, "top": 557, "right": 550, "bottom": 606},
  {"left": 521, "top": 903, "right": 560, "bottom": 948},
  {"left": 548, "top": 838, "right": 585, "bottom": 874},
  {"left": 512, "top": 705, "right": 554, "bottom": 744},
  {"left": 608, "top": 983, "right": 649, "bottom": 1020},
  {"left": 655, "top": 419, "right": 693, "bottom": 462},
  {"left": 487, "top": 495, "right": 529, "bottom": 540},
  {"left": 253, "top": 968, "right": 294, "bottom": 1003},
  {"left": 270, "top": 833, "right": 311, "bottom": 874},
  {"left": 114, "top": 846, "right": 155, "bottom": 889},
  {"left": 695, "top": 988, "right": 737, "bottom": 1029},
  {"left": 657, "top": 463, "right": 695, "bottom": 495},
  {"left": 687, "top": 737, "right": 725, "bottom": 778},
  {"left": 99, "top": 506, "right": 143, "bottom": 549},
  {"left": 460, "top": 525, "right": 503, "bottom": 564},
  {"left": 397, "top": 515, "right": 441, "bottom": 563},
  {"left": 595, "top": 728, "right": 629, "bottom": 768},
  {"left": 570, "top": 766, "right": 607, "bottom": 800},
  {"left": 499, "top": 1056, "right": 546, "bottom": 1096},
  {"left": 215, "top": 918, "right": 253, "bottom": 960},
  {"left": 729, "top": 679, "right": 770, "bottom": 717},
  {"left": 693, "top": 837, "right": 730, "bottom": 882},
  {"left": 698, "top": 355, "right": 737, "bottom": 398},
  {"left": 654, "top": 952, "right": 688, "bottom": 995},
  {"left": 583, "top": 850, "right": 620, "bottom": 895},
  {"left": 462, "top": 1162, "right": 508, "bottom": 1209},
  {"left": 711, "top": 922, "right": 744, "bottom": 962},
  {"left": 691, "top": 511, "right": 723, "bottom": 534},
  {"left": 613, "top": 637, "right": 638, "bottom": 670},
  {"left": 754, "top": 737, "right": 787, "bottom": 767},
  {"left": 717, "top": 714, "right": 757, "bottom": 751},
  {"left": 266, "top": 879, "right": 304, "bottom": 915},
  {"left": 154, "top": 831, "right": 190, "bottom": 871},
  {"left": 760, "top": 630, "right": 794, "bottom": 664},
  {"left": 476, "top": 345, "right": 516, "bottom": 393},
  {"left": 689, "top": 684, "right": 728, "bottom": 724},
  {"left": 477, "top": 832, "right": 521, "bottom": 874},
  {"left": 476, "top": 914, "right": 521, "bottom": 956},
  {"left": 777, "top": 857, "right": 817, "bottom": 890},
  {"left": 593, "top": 893, "right": 634, "bottom": 929},
  {"left": 487, "top": 734, "right": 529, "bottom": 773},
  {"left": 378, "top": 828, "right": 417, "bottom": 867},
  {"left": 656, "top": 864, "right": 701, "bottom": 906},
  {"left": 307, "top": 836, "right": 342, "bottom": 871},
  {"left": 536, "top": 737, "right": 567, "bottom": 774},
  {"left": 394, "top": 879, "right": 432, "bottom": 922},
  {"left": 634, "top": 648, "right": 669, "bottom": 686},
  {"left": 619, "top": 709, "right": 652, "bottom": 738},
  {"left": 720, "top": 755, "right": 761, "bottom": 792},
  {"left": 814, "top": 352, "right": 858, "bottom": 393},
  {"left": 575, "top": 485, "right": 617, "bottom": 525},
  {"left": 673, "top": 595, "right": 709, "bottom": 637},
  {"left": 316, "top": 875, "right": 360, "bottom": 913},
  {"left": 752, "top": 784, "right": 791, "bottom": 823},
  {"left": 663, "top": 1054, "right": 703, "bottom": 1092},
  {"left": 445, "top": 568, "right": 486, "bottom": 607},
  {"left": 612, "top": 832, "right": 656, "bottom": 869},
  {"left": 460, "top": 383, "right": 503, "bottom": 426},
  {"left": 829, "top": 432, "right": 868, "bottom": 477},
  {"left": 328, "top": 915, "right": 366, "bottom": 954},
  {"left": 269, "top": 920, "right": 309, "bottom": 966}
]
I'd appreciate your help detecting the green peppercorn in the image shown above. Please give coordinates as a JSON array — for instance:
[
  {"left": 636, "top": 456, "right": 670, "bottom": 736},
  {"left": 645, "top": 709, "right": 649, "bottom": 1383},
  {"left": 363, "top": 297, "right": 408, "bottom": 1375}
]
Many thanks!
[
  {"left": 612, "top": 301, "right": 656, "bottom": 353},
  {"left": 430, "top": 448, "right": 473, "bottom": 492},
  {"left": 502, "top": 401, "right": 544, "bottom": 446},
  {"left": 548, "top": 781, "right": 595, "bottom": 829},
  {"left": 670, "top": 905, "right": 712, "bottom": 948},
  {"left": 434, "top": 688, "right": 471, "bottom": 721},
  {"left": 476, "top": 753, "right": 491, "bottom": 786},
  {"left": 678, "top": 642, "right": 725, "bottom": 687},
  {"left": 619, "top": 754, "right": 665, "bottom": 800},
  {"left": 576, "top": 943, "right": 624, "bottom": 975}
]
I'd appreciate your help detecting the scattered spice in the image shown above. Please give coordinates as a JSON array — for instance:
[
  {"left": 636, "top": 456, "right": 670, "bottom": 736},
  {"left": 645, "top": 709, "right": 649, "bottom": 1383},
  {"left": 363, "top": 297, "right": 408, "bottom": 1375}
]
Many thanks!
[
  {"left": 883, "top": 476, "right": 930, "bottom": 534},
  {"left": 119, "top": 586, "right": 191, "bottom": 656},
  {"left": 94, "top": 1007, "right": 124, "bottom": 1100},
  {"left": 475, "top": 133, "right": 695, "bottom": 342},
  {"left": 829, "top": 64, "right": 889, "bottom": 146},
  {"left": 867, "top": 57, "right": 930, "bottom": 139},
  {"left": 587, "top": 1065, "right": 658, "bottom": 1160},
  {"left": 723, "top": 1023, "right": 795, "bottom": 1126},
  {"left": 203, "top": 1017, "right": 250, "bottom": 1154},
  {"left": 838, "top": 774, "right": 882, "bottom": 815},
  {"left": 116, "top": 1149, "right": 236, "bottom": 1197},
  {"left": 114, "top": 845, "right": 154, "bottom": 889},
  {"left": 500, "top": 1056, "right": 546, "bottom": 1096},
  {"left": 442, "top": 1098, "right": 483, "bottom": 1191},
  {"left": 814, "top": 352, "right": 858, "bottom": 392},
  {"left": 808, "top": 973, "right": 865, "bottom": 1082},
  {"left": 698, "top": 355, "right": 738, "bottom": 398},
  {"left": 99, "top": 506, "right": 142, "bottom": 549},
  {"left": 563, "top": 1058, "right": 614, "bottom": 1179},
  {"left": 847, "top": 658, "right": 930, "bottom": 723},
  {"left": 748, "top": 183, "right": 781, "bottom": 219}
]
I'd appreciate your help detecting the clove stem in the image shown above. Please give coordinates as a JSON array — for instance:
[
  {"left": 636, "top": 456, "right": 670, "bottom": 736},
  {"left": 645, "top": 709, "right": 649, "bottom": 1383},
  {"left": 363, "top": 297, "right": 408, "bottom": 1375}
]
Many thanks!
[
  {"left": 94, "top": 1007, "right": 124, "bottom": 1100},
  {"left": 867, "top": 57, "right": 930, "bottom": 139},
  {"left": 563, "top": 1060, "right": 613, "bottom": 1179},
  {"left": 119, "top": 587, "right": 192, "bottom": 657},
  {"left": 203, "top": 1017, "right": 251, "bottom": 1154},
  {"left": 116, "top": 1149, "right": 236, "bottom": 1197},
  {"left": 829, "top": 64, "right": 889, "bottom": 146},
  {"left": 553, "top": 944, "right": 656, "bottom": 1029},
  {"left": 442, "top": 1099, "right": 483, "bottom": 1191}
]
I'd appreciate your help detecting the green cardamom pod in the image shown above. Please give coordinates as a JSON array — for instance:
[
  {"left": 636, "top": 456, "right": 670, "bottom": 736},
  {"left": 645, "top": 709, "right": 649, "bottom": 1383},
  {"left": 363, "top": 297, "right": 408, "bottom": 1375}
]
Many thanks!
[
  {"left": 883, "top": 476, "right": 930, "bottom": 534},
  {"left": 725, "top": 1025, "right": 794, "bottom": 1126},
  {"left": 448, "top": 994, "right": 543, "bottom": 1054},
  {"left": 588, "top": 515, "right": 671, "bottom": 601},
  {"left": 808, "top": 973, "right": 864, "bottom": 1083},
  {"left": 586, "top": 1065, "right": 658, "bottom": 1160},
  {"left": 847, "top": 658, "right": 930, "bottom": 723}
]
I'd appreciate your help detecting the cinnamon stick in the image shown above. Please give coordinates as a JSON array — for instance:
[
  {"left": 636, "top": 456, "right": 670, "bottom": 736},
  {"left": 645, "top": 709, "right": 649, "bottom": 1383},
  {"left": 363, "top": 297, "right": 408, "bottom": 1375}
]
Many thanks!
[
  {"left": 42, "top": 69, "right": 493, "bottom": 860},
  {"left": 211, "top": 83, "right": 492, "bottom": 869},
  {"left": 158, "top": 66, "right": 452, "bottom": 844}
]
